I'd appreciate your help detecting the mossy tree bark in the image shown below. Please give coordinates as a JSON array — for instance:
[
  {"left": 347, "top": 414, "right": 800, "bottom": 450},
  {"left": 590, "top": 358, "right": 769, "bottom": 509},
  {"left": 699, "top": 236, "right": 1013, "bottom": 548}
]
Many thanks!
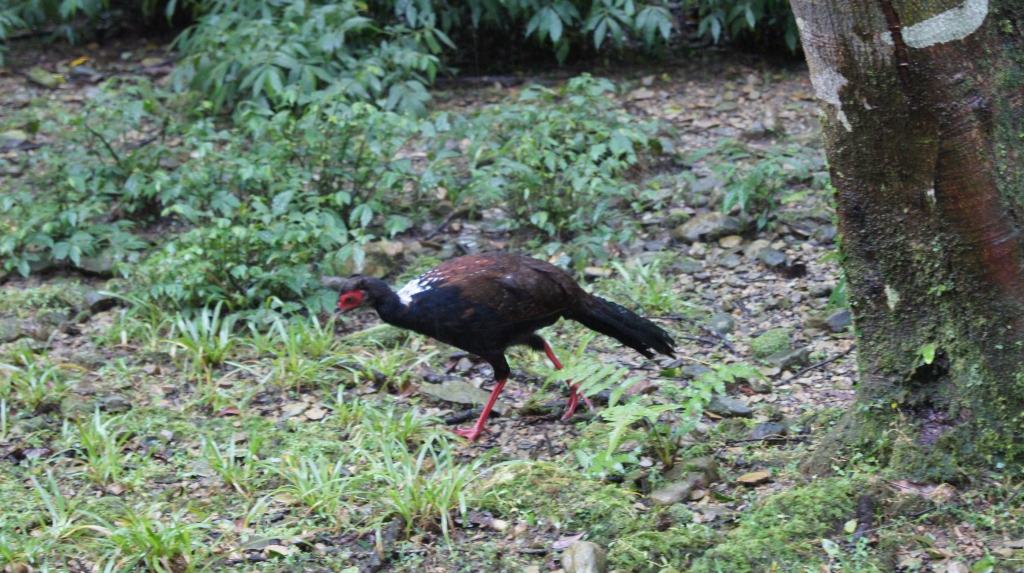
[{"left": 788, "top": 0, "right": 1024, "bottom": 480}]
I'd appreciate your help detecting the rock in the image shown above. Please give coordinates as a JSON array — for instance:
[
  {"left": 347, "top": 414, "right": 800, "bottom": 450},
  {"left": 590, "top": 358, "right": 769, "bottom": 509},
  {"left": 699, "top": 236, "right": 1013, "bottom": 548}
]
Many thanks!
[
  {"left": 650, "top": 476, "right": 700, "bottom": 506},
  {"left": 628, "top": 88, "right": 656, "bottom": 101},
  {"left": 102, "top": 395, "right": 132, "bottom": 413},
  {"left": 736, "top": 471, "right": 771, "bottom": 486},
  {"left": 1, "top": 129, "right": 27, "bottom": 148},
  {"left": 718, "top": 235, "right": 742, "bottom": 249},
  {"left": 766, "top": 347, "right": 811, "bottom": 370},
  {"left": 368, "top": 240, "right": 404, "bottom": 257},
  {"left": 456, "top": 233, "right": 485, "bottom": 254},
  {"left": 718, "top": 254, "right": 742, "bottom": 269},
  {"left": 78, "top": 250, "right": 115, "bottom": 275},
  {"left": 708, "top": 313, "right": 735, "bottom": 335},
  {"left": 38, "top": 311, "right": 68, "bottom": 326},
  {"left": 815, "top": 225, "right": 838, "bottom": 243},
  {"left": 84, "top": 291, "right": 118, "bottom": 314},
  {"left": 0, "top": 319, "right": 25, "bottom": 342},
  {"left": 670, "top": 257, "right": 703, "bottom": 274},
  {"left": 750, "top": 329, "right": 791, "bottom": 358},
  {"left": 561, "top": 541, "right": 608, "bottom": 573},
  {"left": 584, "top": 266, "right": 612, "bottom": 278},
  {"left": 437, "top": 244, "right": 457, "bottom": 259},
  {"left": 671, "top": 212, "right": 742, "bottom": 243},
  {"left": 749, "top": 422, "right": 787, "bottom": 442},
  {"left": 455, "top": 357, "right": 474, "bottom": 373},
  {"left": 826, "top": 309, "right": 852, "bottom": 332},
  {"left": 27, "top": 67, "right": 65, "bottom": 88},
  {"left": 810, "top": 284, "right": 834, "bottom": 298},
  {"left": 681, "top": 364, "right": 712, "bottom": 379},
  {"left": 421, "top": 380, "right": 508, "bottom": 415},
  {"left": 757, "top": 247, "right": 788, "bottom": 268},
  {"left": 747, "top": 376, "right": 773, "bottom": 394},
  {"left": 706, "top": 395, "right": 752, "bottom": 418},
  {"left": 665, "top": 209, "right": 689, "bottom": 227},
  {"left": 664, "top": 456, "right": 719, "bottom": 484},
  {"left": 804, "top": 314, "right": 829, "bottom": 331},
  {"left": 139, "top": 56, "right": 164, "bottom": 67}
]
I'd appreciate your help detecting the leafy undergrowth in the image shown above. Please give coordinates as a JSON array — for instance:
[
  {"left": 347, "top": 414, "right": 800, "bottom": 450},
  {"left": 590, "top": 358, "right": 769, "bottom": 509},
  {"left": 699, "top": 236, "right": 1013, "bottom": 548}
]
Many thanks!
[{"left": 3, "top": 52, "right": 1021, "bottom": 573}]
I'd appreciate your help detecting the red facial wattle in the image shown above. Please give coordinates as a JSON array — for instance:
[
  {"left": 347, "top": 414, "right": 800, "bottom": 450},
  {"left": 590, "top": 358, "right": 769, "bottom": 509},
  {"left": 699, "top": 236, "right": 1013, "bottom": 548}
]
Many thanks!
[{"left": 337, "top": 290, "right": 364, "bottom": 311}]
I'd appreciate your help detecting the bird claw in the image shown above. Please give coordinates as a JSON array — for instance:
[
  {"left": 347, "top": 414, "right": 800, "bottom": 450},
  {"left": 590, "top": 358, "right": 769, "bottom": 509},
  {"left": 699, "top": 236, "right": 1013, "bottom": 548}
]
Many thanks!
[{"left": 451, "top": 426, "right": 489, "bottom": 441}]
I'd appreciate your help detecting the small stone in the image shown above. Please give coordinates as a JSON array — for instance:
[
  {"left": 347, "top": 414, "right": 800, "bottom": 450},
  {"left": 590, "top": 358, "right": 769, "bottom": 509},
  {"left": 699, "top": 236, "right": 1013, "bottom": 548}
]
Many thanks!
[
  {"left": 78, "top": 250, "right": 115, "bottom": 275},
  {"left": 1, "top": 129, "right": 27, "bottom": 148},
  {"left": 628, "top": 88, "right": 656, "bottom": 101},
  {"left": 815, "top": 225, "right": 838, "bottom": 243},
  {"left": 736, "top": 471, "right": 771, "bottom": 486},
  {"left": 708, "top": 313, "right": 735, "bottom": 335},
  {"left": 584, "top": 266, "right": 612, "bottom": 278},
  {"left": 664, "top": 456, "right": 719, "bottom": 484},
  {"left": 826, "top": 309, "right": 852, "bottom": 332},
  {"left": 304, "top": 407, "right": 327, "bottom": 421},
  {"left": 672, "top": 212, "right": 742, "bottom": 243},
  {"left": 139, "top": 56, "right": 164, "bottom": 67},
  {"left": 810, "top": 284, "right": 834, "bottom": 298},
  {"left": 718, "top": 235, "right": 742, "bottom": 249},
  {"left": 561, "top": 541, "right": 608, "bottom": 573},
  {"left": 681, "top": 364, "right": 713, "bottom": 379},
  {"left": 455, "top": 357, "right": 474, "bottom": 373},
  {"left": 102, "top": 395, "right": 132, "bottom": 413},
  {"left": 421, "top": 380, "right": 508, "bottom": 415},
  {"left": 743, "top": 239, "right": 771, "bottom": 261},
  {"left": 749, "top": 422, "right": 787, "bottom": 441},
  {"left": 27, "top": 67, "right": 65, "bottom": 88},
  {"left": 746, "top": 373, "right": 772, "bottom": 393},
  {"left": 718, "top": 254, "right": 742, "bottom": 269},
  {"left": 706, "top": 395, "right": 752, "bottom": 418},
  {"left": 766, "top": 347, "right": 811, "bottom": 370},
  {"left": 650, "top": 477, "right": 699, "bottom": 506},
  {"left": 525, "top": 567, "right": 542, "bottom": 573},
  {"left": 84, "top": 291, "right": 118, "bottom": 314},
  {"left": 670, "top": 257, "right": 703, "bottom": 274},
  {"left": 0, "top": 319, "right": 25, "bottom": 343},
  {"left": 757, "top": 248, "right": 788, "bottom": 268}
]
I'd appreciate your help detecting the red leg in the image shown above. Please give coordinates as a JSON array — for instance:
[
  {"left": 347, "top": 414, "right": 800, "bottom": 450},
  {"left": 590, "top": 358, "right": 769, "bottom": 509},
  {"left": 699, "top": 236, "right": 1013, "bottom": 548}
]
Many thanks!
[
  {"left": 452, "top": 379, "right": 506, "bottom": 441},
  {"left": 542, "top": 340, "right": 595, "bottom": 421}
]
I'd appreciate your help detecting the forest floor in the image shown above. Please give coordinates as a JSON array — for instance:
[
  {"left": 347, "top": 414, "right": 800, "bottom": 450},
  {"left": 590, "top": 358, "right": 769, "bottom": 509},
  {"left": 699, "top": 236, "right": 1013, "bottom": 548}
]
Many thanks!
[{"left": 1, "top": 37, "right": 1023, "bottom": 573}]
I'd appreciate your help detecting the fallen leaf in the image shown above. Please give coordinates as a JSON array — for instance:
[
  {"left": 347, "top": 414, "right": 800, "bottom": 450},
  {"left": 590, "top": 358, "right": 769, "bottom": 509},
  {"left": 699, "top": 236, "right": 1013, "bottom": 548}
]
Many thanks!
[
  {"left": 552, "top": 532, "right": 585, "bottom": 550},
  {"left": 70, "top": 56, "right": 89, "bottom": 66},
  {"left": 215, "top": 406, "right": 240, "bottom": 417},
  {"left": 264, "top": 544, "right": 292, "bottom": 558}
]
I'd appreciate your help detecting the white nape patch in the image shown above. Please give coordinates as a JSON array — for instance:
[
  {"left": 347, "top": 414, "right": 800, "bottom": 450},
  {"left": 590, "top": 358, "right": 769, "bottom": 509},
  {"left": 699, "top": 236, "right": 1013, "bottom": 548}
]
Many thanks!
[
  {"left": 397, "top": 278, "right": 427, "bottom": 306},
  {"left": 885, "top": 284, "right": 901, "bottom": 311},
  {"left": 880, "top": 0, "right": 988, "bottom": 48},
  {"left": 396, "top": 274, "right": 443, "bottom": 306}
]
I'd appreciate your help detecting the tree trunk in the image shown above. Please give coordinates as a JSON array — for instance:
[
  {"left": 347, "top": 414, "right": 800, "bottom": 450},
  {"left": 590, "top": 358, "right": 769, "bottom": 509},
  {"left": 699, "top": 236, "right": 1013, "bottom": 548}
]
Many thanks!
[{"left": 788, "top": 0, "right": 1024, "bottom": 480}]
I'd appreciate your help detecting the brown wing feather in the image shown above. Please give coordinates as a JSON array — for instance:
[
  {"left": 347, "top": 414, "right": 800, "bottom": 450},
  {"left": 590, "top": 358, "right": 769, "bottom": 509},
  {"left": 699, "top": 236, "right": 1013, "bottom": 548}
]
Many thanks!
[{"left": 425, "top": 253, "right": 582, "bottom": 324}]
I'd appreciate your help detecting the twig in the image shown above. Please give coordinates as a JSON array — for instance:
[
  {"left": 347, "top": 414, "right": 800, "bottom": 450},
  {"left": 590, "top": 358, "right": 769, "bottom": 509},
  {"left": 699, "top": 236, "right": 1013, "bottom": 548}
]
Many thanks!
[
  {"left": 645, "top": 314, "right": 739, "bottom": 355},
  {"left": 0, "top": 141, "right": 47, "bottom": 153},
  {"left": 725, "top": 436, "right": 807, "bottom": 445},
  {"left": 85, "top": 125, "right": 122, "bottom": 168},
  {"left": 444, "top": 408, "right": 495, "bottom": 425},
  {"left": 424, "top": 208, "right": 468, "bottom": 240},
  {"left": 1002, "top": 481, "right": 1024, "bottom": 509},
  {"left": 677, "top": 334, "right": 719, "bottom": 345},
  {"left": 789, "top": 346, "right": 855, "bottom": 380}
]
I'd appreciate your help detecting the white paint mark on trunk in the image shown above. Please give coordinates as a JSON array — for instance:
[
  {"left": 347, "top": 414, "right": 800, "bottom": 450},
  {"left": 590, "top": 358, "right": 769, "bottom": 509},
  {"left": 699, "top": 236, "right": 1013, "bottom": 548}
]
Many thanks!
[
  {"left": 926, "top": 188, "right": 936, "bottom": 205},
  {"left": 797, "top": 15, "right": 852, "bottom": 131},
  {"left": 880, "top": 0, "right": 989, "bottom": 49},
  {"left": 885, "top": 284, "right": 901, "bottom": 311},
  {"left": 836, "top": 110, "right": 853, "bottom": 132}
]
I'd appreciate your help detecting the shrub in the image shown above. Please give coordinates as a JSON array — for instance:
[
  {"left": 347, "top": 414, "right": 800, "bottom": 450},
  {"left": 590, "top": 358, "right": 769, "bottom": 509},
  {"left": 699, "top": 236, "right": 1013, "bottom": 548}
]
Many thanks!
[
  {"left": 170, "top": 0, "right": 451, "bottom": 115},
  {"left": 437, "top": 75, "right": 669, "bottom": 245}
]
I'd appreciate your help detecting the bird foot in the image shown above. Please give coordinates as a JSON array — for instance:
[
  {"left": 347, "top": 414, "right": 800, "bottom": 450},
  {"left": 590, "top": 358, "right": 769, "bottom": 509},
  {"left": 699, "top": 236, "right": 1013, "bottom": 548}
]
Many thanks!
[{"left": 451, "top": 425, "right": 489, "bottom": 442}]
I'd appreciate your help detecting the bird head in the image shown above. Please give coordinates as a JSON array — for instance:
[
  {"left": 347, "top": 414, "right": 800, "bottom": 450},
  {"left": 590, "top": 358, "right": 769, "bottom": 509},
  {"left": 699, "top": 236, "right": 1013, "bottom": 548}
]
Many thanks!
[{"left": 336, "top": 276, "right": 374, "bottom": 311}]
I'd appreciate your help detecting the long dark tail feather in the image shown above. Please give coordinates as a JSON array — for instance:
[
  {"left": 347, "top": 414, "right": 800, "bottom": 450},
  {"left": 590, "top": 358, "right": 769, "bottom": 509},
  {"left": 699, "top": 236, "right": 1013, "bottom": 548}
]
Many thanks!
[{"left": 572, "top": 295, "right": 675, "bottom": 358}]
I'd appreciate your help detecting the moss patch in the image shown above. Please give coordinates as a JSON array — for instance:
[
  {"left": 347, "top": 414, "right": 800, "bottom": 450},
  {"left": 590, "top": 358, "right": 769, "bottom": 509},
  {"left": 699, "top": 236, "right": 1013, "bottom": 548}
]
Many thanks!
[{"left": 750, "top": 328, "right": 792, "bottom": 358}]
